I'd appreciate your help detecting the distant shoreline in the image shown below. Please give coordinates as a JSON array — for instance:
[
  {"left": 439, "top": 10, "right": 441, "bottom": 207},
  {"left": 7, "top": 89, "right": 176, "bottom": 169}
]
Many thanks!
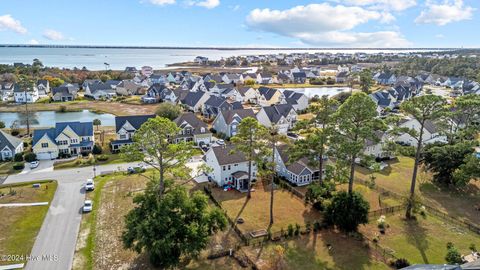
[{"left": 0, "top": 45, "right": 463, "bottom": 51}]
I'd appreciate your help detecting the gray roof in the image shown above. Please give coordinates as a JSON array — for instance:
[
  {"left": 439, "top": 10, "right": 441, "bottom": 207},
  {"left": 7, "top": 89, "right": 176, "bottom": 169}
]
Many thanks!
[
  {"left": 261, "top": 104, "right": 295, "bottom": 124},
  {"left": 283, "top": 90, "right": 304, "bottom": 101},
  {"left": 211, "top": 145, "right": 248, "bottom": 165},
  {"left": 258, "top": 87, "right": 279, "bottom": 101},
  {"left": 0, "top": 130, "right": 23, "bottom": 151},
  {"left": 174, "top": 112, "right": 209, "bottom": 135},
  {"left": 277, "top": 145, "right": 318, "bottom": 175},
  {"left": 181, "top": 91, "right": 206, "bottom": 107},
  {"left": 219, "top": 109, "right": 256, "bottom": 124},
  {"left": 115, "top": 115, "right": 156, "bottom": 133}
]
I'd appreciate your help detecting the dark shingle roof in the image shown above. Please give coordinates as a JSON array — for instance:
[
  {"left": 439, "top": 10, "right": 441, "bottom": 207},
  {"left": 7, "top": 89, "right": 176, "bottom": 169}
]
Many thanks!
[
  {"left": 115, "top": 115, "right": 156, "bottom": 133},
  {"left": 174, "top": 112, "right": 209, "bottom": 134},
  {"left": 219, "top": 109, "right": 256, "bottom": 124},
  {"left": 181, "top": 91, "right": 206, "bottom": 107},
  {"left": 0, "top": 130, "right": 23, "bottom": 151},
  {"left": 261, "top": 104, "right": 295, "bottom": 123},
  {"left": 211, "top": 145, "right": 248, "bottom": 165},
  {"left": 258, "top": 87, "right": 279, "bottom": 101}
]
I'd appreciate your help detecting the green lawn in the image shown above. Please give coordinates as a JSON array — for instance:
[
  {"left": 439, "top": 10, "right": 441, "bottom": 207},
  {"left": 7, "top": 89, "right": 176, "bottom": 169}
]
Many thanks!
[
  {"left": 360, "top": 213, "right": 480, "bottom": 265},
  {"left": 0, "top": 180, "right": 58, "bottom": 266},
  {"left": 355, "top": 156, "right": 480, "bottom": 225},
  {"left": 245, "top": 231, "right": 389, "bottom": 270},
  {"left": 337, "top": 184, "right": 402, "bottom": 211}
]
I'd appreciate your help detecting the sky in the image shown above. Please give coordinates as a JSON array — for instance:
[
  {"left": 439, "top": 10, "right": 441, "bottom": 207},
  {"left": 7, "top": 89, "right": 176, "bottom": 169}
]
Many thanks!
[{"left": 0, "top": 0, "right": 479, "bottom": 48}]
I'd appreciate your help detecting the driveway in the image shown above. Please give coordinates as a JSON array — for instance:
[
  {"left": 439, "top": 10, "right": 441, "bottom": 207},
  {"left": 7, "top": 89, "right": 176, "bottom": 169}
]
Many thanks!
[
  {"left": 19, "top": 160, "right": 55, "bottom": 175},
  {"left": 3, "top": 162, "right": 139, "bottom": 270}
]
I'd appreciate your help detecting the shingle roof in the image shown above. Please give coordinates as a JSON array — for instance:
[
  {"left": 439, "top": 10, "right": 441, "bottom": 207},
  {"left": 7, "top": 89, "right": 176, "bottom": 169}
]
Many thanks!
[
  {"left": 219, "top": 109, "right": 256, "bottom": 124},
  {"left": 181, "top": 91, "right": 206, "bottom": 107},
  {"left": 174, "top": 112, "right": 209, "bottom": 134},
  {"left": 0, "top": 130, "right": 23, "bottom": 151},
  {"left": 32, "top": 128, "right": 56, "bottom": 146},
  {"left": 115, "top": 115, "right": 156, "bottom": 133},
  {"left": 261, "top": 104, "right": 295, "bottom": 124},
  {"left": 211, "top": 145, "right": 248, "bottom": 165},
  {"left": 258, "top": 87, "right": 279, "bottom": 101}
]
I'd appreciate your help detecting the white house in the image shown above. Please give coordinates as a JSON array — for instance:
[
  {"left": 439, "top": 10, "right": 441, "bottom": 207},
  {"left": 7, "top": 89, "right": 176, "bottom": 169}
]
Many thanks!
[
  {"left": 396, "top": 118, "right": 447, "bottom": 147},
  {"left": 363, "top": 131, "right": 395, "bottom": 160},
  {"left": 281, "top": 90, "right": 309, "bottom": 111},
  {"left": 204, "top": 145, "right": 257, "bottom": 191},
  {"left": 0, "top": 130, "right": 24, "bottom": 161},
  {"left": 14, "top": 85, "right": 39, "bottom": 103},
  {"left": 36, "top": 80, "right": 50, "bottom": 97},
  {"left": 212, "top": 109, "right": 256, "bottom": 138},
  {"left": 110, "top": 114, "right": 156, "bottom": 152},
  {"left": 275, "top": 145, "right": 320, "bottom": 186},
  {"left": 256, "top": 104, "right": 298, "bottom": 134}
]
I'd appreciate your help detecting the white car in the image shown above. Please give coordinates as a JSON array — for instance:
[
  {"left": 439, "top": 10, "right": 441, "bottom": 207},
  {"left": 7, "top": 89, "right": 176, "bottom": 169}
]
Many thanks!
[
  {"left": 30, "top": 161, "right": 39, "bottom": 169},
  {"left": 216, "top": 139, "right": 225, "bottom": 146},
  {"left": 85, "top": 179, "right": 95, "bottom": 191},
  {"left": 83, "top": 200, "right": 93, "bottom": 213}
]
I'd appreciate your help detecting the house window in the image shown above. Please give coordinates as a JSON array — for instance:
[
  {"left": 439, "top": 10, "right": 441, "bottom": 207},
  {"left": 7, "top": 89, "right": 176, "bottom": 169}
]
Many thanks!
[
  {"left": 228, "top": 165, "right": 231, "bottom": 170},
  {"left": 71, "top": 139, "right": 78, "bottom": 144},
  {"left": 120, "top": 134, "right": 127, "bottom": 140},
  {"left": 222, "top": 166, "right": 226, "bottom": 171},
  {"left": 41, "top": 143, "right": 48, "bottom": 148}
]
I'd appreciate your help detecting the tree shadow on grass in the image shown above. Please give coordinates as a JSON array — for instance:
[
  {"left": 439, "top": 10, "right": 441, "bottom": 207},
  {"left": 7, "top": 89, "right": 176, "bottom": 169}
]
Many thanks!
[
  {"left": 404, "top": 217, "right": 430, "bottom": 264},
  {"left": 321, "top": 230, "right": 378, "bottom": 270},
  {"left": 283, "top": 236, "right": 333, "bottom": 270},
  {"left": 223, "top": 196, "right": 250, "bottom": 243}
]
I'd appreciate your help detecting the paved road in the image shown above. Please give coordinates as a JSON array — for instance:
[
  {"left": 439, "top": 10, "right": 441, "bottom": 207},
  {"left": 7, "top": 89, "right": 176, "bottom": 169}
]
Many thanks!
[{"left": 3, "top": 162, "right": 139, "bottom": 270}]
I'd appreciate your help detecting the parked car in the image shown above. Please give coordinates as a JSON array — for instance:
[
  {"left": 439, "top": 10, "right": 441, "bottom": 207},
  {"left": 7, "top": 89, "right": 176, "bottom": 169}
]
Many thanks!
[
  {"left": 30, "top": 161, "right": 39, "bottom": 169},
  {"left": 216, "top": 139, "right": 225, "bottom": 145},
  {"left": 85, "top": 179, "right": 95, "bottom": 191},
  {"left": 127, "top": 164, "right": 146, "bottom": 174},
  {"left": 83, "top": 200, "right": 93, "bottom": 212}
]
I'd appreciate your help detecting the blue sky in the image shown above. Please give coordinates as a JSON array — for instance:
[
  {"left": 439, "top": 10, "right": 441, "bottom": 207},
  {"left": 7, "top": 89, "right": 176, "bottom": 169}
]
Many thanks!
[{"left": 0, "top": 0, "right": 478, "bottom": 48}]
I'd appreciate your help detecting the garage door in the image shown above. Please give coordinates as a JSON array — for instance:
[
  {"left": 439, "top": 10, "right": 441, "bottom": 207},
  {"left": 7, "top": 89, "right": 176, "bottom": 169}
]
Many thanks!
[{"left": 36, "top": 152, "right": 54, "bottom": 160}]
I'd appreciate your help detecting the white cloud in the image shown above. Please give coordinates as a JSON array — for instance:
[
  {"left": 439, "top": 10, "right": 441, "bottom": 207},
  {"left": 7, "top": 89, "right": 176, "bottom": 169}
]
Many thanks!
[
  {"left": 0, "top": 14, "right": 27, "bottom": 34},
  {"left": 435, "top": 34, "right": 445, "bottom": 38},
  {"left": 28, "top": 39, "right": 39, "bottom": 45},
  {"left": 149, "top": 0, "right": 176, "bottom": 5},
  {"left": 415, "top": 0, "right": 474, "bottom": 26},
  {"left": 246, "top": 3, "right": 410, "bottom": 47},
  {"left": 187, "top": 0, "right": 219, "bottom": 9},
  {"left": 43, "top": 29, "right": 65, "bottom": 41},
  {"left": 342, "top": 0, "right": 417, "bottom": 11},
  {"left": 231, "top": 5, "right": 240, "bottom": 11}
]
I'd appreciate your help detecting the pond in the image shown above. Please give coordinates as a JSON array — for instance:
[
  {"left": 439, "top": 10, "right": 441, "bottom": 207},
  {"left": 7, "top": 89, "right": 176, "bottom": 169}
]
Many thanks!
[
  {"left": 0, "top": 110, "right": 116, "bottom": 128},
  {"left": 279, "top": 87, "right": 352, "bottom": 98}
]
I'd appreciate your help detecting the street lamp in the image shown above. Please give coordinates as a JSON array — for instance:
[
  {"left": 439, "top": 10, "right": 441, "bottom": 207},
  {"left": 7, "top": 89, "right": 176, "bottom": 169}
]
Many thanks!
[{"left": 93, "top": 164, "right": 97, "bottom": 178}]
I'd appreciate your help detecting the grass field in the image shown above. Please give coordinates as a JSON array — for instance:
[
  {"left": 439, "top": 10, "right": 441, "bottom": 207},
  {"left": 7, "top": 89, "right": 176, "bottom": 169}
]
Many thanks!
[
  {"left": 245, "top": 231, "right": 389, "bottom": 270},
  {"left": 355, "top": 156, "right": 480, "bottom": 225},
  {"left": 73, "top": 172, "right": 244, "bottom": 270},
  {"left": 360, "top": 213, "right": 480, "bottom": 265},
  {"left": 337, "top": 184, "right": 402, "bottom": 211},
  {"left": 0, "top": 180, "right": 57, "bottom": 266},
  {"left": 0, "top": 162, "right": 19, "bottom": 176},
  {"left": 0, "top": 100, "right": 158, "bottom": 116},
  {"left": 210, "top": 182, "right": 322, "bottom": 234}
]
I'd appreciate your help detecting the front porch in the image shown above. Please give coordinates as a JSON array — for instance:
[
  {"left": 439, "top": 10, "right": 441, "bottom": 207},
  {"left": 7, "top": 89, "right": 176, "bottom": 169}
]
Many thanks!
[{"left": 232, "top": 171, "right": 250, "bottom": 193}]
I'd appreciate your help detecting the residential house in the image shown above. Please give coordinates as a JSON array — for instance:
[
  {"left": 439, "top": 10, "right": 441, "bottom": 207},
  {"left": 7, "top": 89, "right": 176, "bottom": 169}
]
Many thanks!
[
  {"left": 14, "top": 84, "right": 39, "bottom": 103},
  {"left": 0, "top": 81, "right": 14, "bottom": 101},
  {"left": 110, "top": 114, "right": 156, "bottom": 152},
  {"left": 0, "top": 130, "right": 24, "bottom": 161},
  {"left": 204, "top": 144, "right": 257, "bottom": 191},
  {"left": 212, "top": 109, "right": 256, "bottom": 138},
  {"left": 275, "top": 145, "right": 320, "bottom": 186},
  {"left": 256, "top": 104, "right": 297, "bottom": 134},
  {"left": 257, "top": 87, "right": 283, "bottom": 106},
  {"left": 396, "top": 118, "right": 447, "bottom": 147},
  {"left": 203, "top": 96, "right": 239, "bottom": 118},
  {"left": 173, "top": 112, "right": 212, "bottom": 145},
  {"left": 336, "top": 71, "right": 349, "bottom": 83},
  {"left": 141, "top": 66, "right": 153, "bottom": 77},
  {"left": 36, "top": 80, "right": 50, "bottom": 97},
  {"left": 84, "top": 82, "right": 117, "bottom": 100},
  {"left": 180, "top": 91, "right": 210, "bottom": 112},
  {"left": 222, "top": 73, "right": 244, "bottom": 84},
  {"left": 282, "top": 90, "right": 309, "bottom": 111},
  {"left": 369, "top": 91, "right": 395, "bottom": 113},
  {"left": 444, "top": 77, "right": 464, "bottom": 89},
  {"left": 277, "top": 72, "right": 293, "bottom": 84},
  {"left": 364, "top": 131, "right": 395, "bottom": 160},
  {"left": 52, "top": 86, "right": 78, "bottom": 102},
  {"left": 116, "top": 80, "right": 145, "bottom": 96},
  {"left": 256, "top": 72, "right": 275, "bottom": 84},
  {"left": 142, "top": 83, "right": 167, "bottom": 103},
  {"left": 235, "top": 87, "right": 258, "bottom": 103},
  {"left": 32, "top": 121, "right": 94, "bottom": 160},
  {"left": 374, "top": 72, "right": 397, "bottom": 85},
  {"left": 194, "top": 56, "right": 209, "bottom": 65},
  {"left": 292, "top": 72, "right": 307, "bottom": 84}
]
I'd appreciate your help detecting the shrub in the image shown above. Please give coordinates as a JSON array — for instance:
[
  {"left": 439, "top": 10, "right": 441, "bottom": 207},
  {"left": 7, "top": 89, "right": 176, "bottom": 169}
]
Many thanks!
[
  {"left": 58, "top": 105, "right": 67, "bottom": 112},
  {"left": 14, "top": 153, "right": 24, "bottom": 162},
  {"left": 445, "top": 243, "right": 463, "bottom": 264},
  {"left": 305, "top": 221, "right": 312, "bottom": 233},
  {"left": 313, "top": 221, "right": 321, "bottom": 232},
  {"left": 294, "top": 223, "right": 300, "bottom": 236},
  {"left": 92, "top": 144, "right": 103, "bottom": 155},
  {"left": 393, "top": 258, "right": 410, "bottom": 269},
  {"left": 287, "top": 224, "right": 294, "bottom": 237},
  {"left": 13, "top": 162, "right": 25, "bottom": 170},
  {"left": 11, "top": 130, "right": 20, "bottom": 136},
  {"left": 324, "top": 191, "right": 370, "bottom": 232},
  {"left": 96, "top": 154, "right": 109, "bottom": 161},
  {"left": 24, "top": 152, "right": 37, "bottom": 162}
]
